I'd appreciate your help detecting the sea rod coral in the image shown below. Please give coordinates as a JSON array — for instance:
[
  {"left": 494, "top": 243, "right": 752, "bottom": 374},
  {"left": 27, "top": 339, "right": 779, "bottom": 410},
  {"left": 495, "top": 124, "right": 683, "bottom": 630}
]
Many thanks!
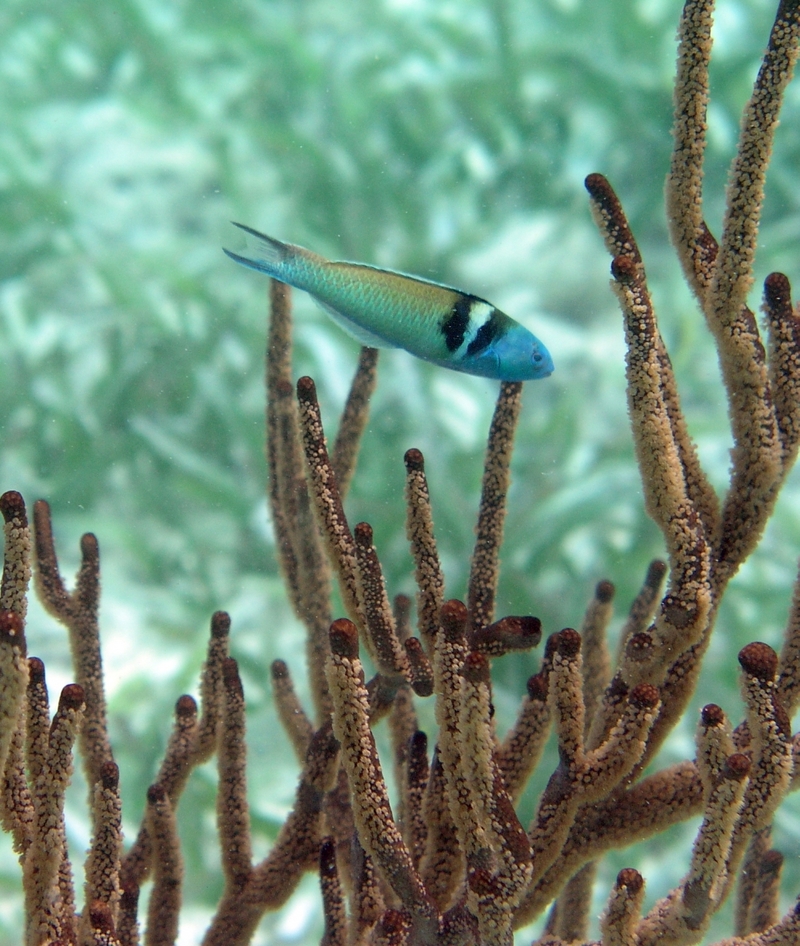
[{"left": 1, "top": 0, "right": 800, "bottom": 943}]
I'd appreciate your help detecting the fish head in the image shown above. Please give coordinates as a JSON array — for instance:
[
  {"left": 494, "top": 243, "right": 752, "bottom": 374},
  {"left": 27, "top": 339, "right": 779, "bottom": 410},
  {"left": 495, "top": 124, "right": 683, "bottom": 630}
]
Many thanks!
[{"left": 463, "top": 322, "right": 553, "bottom": 381}]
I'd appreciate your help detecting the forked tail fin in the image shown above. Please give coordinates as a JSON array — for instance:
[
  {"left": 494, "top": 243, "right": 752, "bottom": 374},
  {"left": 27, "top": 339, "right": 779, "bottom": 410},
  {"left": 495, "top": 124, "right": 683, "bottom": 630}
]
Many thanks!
[{"left": 223, "top": 222, "right": 291, "bottom": 278}]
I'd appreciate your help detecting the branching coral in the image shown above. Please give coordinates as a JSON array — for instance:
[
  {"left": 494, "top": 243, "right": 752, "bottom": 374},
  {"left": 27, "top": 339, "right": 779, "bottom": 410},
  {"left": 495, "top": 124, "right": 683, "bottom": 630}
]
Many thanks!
[{"left": 1, "top": 1, "right": 800, "bottom": 944}]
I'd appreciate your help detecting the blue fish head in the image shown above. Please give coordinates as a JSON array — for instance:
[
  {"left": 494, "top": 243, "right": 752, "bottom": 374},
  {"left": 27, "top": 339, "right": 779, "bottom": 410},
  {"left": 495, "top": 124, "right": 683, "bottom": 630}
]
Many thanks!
[{"left": 464, "top": 324, "right": 554, "bottom": 381}]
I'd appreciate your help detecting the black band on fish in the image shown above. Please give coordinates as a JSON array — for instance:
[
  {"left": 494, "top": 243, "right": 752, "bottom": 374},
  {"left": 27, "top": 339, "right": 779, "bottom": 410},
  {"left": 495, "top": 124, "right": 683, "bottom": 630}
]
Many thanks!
[
  {"left": 466, "top": 309, "right": 503, "bottom": 357},
  {"left": 442, "top": 295, "right": 473, "bottom": 352}
]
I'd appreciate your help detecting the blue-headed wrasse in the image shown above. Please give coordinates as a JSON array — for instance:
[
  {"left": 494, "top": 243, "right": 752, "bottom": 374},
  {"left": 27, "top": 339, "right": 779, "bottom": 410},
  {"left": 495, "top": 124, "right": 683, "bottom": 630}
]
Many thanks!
[{"left": 224, "top": 223, "right": 554, "bottom": 382}]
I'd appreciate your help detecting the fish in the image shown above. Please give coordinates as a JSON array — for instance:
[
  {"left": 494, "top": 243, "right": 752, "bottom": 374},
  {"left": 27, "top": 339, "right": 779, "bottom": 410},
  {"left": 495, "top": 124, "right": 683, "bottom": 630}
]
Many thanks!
[{"left": 223, "top": 223, "right": 554, "bottom": 382}]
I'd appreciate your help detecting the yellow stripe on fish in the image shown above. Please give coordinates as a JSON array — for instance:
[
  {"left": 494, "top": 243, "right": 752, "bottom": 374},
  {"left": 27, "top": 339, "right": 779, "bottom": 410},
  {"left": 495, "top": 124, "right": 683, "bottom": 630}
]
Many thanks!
[{"left": 224, "top": 223, "right": 554, "bottom": 382}]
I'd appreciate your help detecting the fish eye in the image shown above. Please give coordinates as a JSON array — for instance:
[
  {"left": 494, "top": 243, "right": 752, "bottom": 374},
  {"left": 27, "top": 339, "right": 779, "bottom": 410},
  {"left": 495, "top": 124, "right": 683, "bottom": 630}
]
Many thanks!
[{"left": 532, "top": 351, "right": 543, "bottom": 363}]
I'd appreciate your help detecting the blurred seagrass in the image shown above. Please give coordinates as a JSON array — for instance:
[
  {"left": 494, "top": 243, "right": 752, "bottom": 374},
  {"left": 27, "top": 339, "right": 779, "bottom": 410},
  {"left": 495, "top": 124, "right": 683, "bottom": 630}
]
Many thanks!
[{"left": 2, "top": 0, "right": 800, "bottom": 944}]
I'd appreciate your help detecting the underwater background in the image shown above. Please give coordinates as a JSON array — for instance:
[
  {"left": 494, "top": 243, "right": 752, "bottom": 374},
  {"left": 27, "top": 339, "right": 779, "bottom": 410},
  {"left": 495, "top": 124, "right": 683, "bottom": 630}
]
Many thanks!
[{"left": 0, "top": 0, "right": 799, "bottom": 942}]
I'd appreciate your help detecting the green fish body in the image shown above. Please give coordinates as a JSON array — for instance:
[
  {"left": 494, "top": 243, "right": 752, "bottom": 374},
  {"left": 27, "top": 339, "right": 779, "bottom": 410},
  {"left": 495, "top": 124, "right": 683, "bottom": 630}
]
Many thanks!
[{"left": 224, "top": 223, "right": 554, "bottom": 382}]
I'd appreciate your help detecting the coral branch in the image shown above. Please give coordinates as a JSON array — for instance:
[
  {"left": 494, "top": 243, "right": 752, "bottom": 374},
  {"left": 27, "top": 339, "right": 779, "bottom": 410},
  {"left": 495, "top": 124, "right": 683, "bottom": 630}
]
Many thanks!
[
  {"left": 326, "top": 619, "right": 436, "bottom": 931},
  {"left": 418, "top": 747, "right": 464, "bottom": 912},
  {"left": 353, "top": 521, "right": 411, "bottom": 681},
  {"left": 580, "top": 579, "right": 614, "bottom": 724},
  {"left": 297, "top": 376, "right": 364, "bottom": 634},
  {"left": 145, "top": 784, "right": 182, "bottom": 946},
  {"left": 403, "top": 730, "right": 429, "bottom": 869},
  {"left": 204, "top": 723, "right": 339, "bottom": 945},
  {"left": 747, "top": 846, "right": 784, "bottom": 934},
  {"left": 331, "top": 346, "right": 379, "bottom": 501},
  {"left": 618, "top": 559, "right": 667, "bottom": 649},
  {"left": 0, "top": 610, "right": 28, "bottom": 810},
  {"left": 708, "top": 0, "right": 800, "bottom": 581},
  {"left": 82, "top": 761, "right": 123, "bottom": 940},
  {"left": 723, "top": 644, "right": 793, "bottom": 893},
  {"left": 586, "top": 176, "right": 719, "bottom": 541},
  {"left": 601, "top": 868, "right": 645, "bottom": 946},
  {"left": 121, "top": 612, "right": 230, "bottom": 893},
  {"left": 24, "top": 683, "right": 84, "bottom": 946},
  {"left": 271, "top": 659, "right": 314, "bottom": 760},
  {"left": 710, "top": 0, "right": 800, "bottom": 332},
  {"left": 458, "top": 652, "right": 531, "bottom": 945},
  {"left": 497, "top": 671, "right": 551, "bottom": 803},
  {"left": 1, "top": 655, "right": 37, "bottom": 855},
  {"left": 0, "top": 491, "right": 32, "bottom": 620},
  {"left": 320, "top": 838, "right": 346, "bottom": 946},
  {"left": 218, "top": 658, "right": 252, "bottom": 888},
  {"left": 266, "top": 281, "right": 334, "bottom": 723},
  {"left": 32, "top": 502, "right": 113, "bottom": 791},
  {"left": 665, "top": 0, "right": 716, "bottom": 301},
  {"left": 762, "top": 272, "right": 800, "bottom": 472},
  {"left": 467, "top": 381, "right": 523, "bottom": 632},
  {"left": 404, "top": 448, "right": 445, "bottom": 650}
]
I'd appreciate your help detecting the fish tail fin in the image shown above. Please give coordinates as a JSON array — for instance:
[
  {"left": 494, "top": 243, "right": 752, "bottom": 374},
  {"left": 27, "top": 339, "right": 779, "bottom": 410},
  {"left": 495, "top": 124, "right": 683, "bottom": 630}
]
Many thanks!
[{"left": 223, "top": 222, "right": 296, "bottom": 279}]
